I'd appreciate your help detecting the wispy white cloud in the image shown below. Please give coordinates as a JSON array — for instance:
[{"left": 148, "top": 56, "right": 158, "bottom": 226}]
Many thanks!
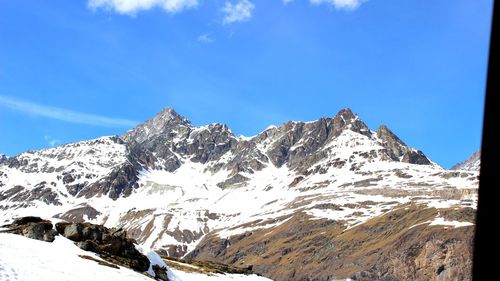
[
  {"left": 87, "top": 0, "right": 362, "bottom": 19},
  {"left": 88, "top": 0, "right": 198, "bottom": 15},
  {"left": 222, "top": 0, "right": 255, "bottom": 24},
  {"left": 310, "top": 0, "right": 365, "bottom": 10},
  {"left": 0, "top": 95, "right": 138, "bottom": 128},
  {"left": 197, "top": 33, "right": 215, "bottom": 43},
  {"left": 44, "top": 135, "right": 61, "bottom": 147}
]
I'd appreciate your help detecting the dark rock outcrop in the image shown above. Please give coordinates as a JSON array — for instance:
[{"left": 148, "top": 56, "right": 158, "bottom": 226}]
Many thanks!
[
  {"left": 8, "top": 183, "right": 62, "bottom": 206},
  {"left": 261, "top": 108, "right": 372, "bottom": 171},
  {"left": 0, "top": 185, "right": 24, "bottom": 201},
  {"left": 55, "top": 221, "right": 150, "bottom": 272},
  {"left": 53, "top": 204, "right": 102, "bottom": 223},
  {"left": 2, "top": 216, "right": 160, "bottom": 276},
  {"left": 122, "top": 108, "right": 191, "bottom": 172},
  {"left": 376, "top": 125, "right": 431, "bottom": 165},
  {"left": 122, "top": 108, "right": 239, "bottom": 172},
  {"left": 1, "top": 216, "right": 58, "bottom": 242},
  {"left": 81, "top": 163, "right": 139, "bottom": 199},
  {"left": 216, "top": 174, "right": 250, "bottom": 189},
  {"left": 152, "top": 265, "right": 170, "bottom": 281}
]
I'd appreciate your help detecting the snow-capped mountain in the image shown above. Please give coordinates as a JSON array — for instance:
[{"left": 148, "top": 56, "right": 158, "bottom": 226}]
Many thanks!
[
  {"left": 0, "top": 108, "right": 478, "bottom": 281},
  {"left": 451, "top": 150, "right": 481, "bottom": 171}
]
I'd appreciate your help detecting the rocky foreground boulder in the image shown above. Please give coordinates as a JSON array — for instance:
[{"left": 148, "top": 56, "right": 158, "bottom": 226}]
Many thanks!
[
  {"left": 0, "top": 216, "right": 58, "bottom": 242},
  {"left": 1, "top": 216, "right": 169, "bottom": 280},
  {"left": 55, "top": 221, "right": 150, "bottom": 272}
]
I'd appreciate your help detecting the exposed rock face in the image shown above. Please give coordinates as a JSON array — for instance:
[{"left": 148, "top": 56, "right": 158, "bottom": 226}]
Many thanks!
[
  {"left": 82, "top": 163, "right": 139, "bottom": 199},
  {"left": 123, "top": 108, "right": 239, "bottom": 172},
  {"left": 376, "top": 125, "right": 431, "bottom": 165},
  {"left": 1, "top": 216, "right": 58, "bottom": 242},
  {"left": 185, "top": 123, "right": 238, "bottom": 165},
  {"left": 260, "top": 109, "right": 371, "bottom": 171},
  {"left": 120, "top": 107, "right": 435, "bottom": 180},
  {"left": 152, "top": 265, "right": 170, "bottom": 281},
  {"left": 451, "top": 150, "right": 481, "bottom": 171},
  {"left": 0, "top": 184, "right": 61, "bottom": 206},
  {"left": 0, "top": 185, "right": 24, "bottom": 201},
  {"left": 53, "top": 204, "right": 102, "bottom": 223},
  {"left": 55, "top": 221, "right": 150, "bottom": 272}
]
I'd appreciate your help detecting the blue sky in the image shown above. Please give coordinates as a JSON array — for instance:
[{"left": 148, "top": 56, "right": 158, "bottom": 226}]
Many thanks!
[{"left": 0, "top": 0, "right": 493, "bottom": 168}]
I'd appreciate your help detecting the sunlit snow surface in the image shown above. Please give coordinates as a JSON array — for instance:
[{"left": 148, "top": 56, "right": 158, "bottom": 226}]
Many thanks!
[
  {"left": 428, "top": 217, "right": 474, "bottom": 228},
  {"left": 0, "top": 233, "right": 152, "bottom": 281},
  {"left": 0, "top": 233, "right": 270, "bottom": 281},
  {"left": 408, "top": 216, "right": 474, "bottom": 230}
]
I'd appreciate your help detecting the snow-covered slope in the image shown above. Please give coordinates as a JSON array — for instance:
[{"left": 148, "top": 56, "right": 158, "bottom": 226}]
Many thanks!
[
  {"left": 0, "top": 232, "right": 155, "bottom": 281},
  {"left": 0, "top": 108, "right": 479, "bottom": 280},
  {"left": 0, "top": 233, "right": 269, "bottom": 281}
]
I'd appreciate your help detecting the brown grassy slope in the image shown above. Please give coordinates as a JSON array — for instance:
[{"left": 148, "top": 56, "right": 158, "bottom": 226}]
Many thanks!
[
  {"left": 186, "top": 204, "right": 475, "bottom": 281},
  {"left": 163, "top": 256, "right": 254, "bottom": 275}
]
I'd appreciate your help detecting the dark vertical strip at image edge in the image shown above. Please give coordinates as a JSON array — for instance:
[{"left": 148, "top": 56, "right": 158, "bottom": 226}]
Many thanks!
[{"left": 473, "top": 1, "right": 497, "bottom": 280}]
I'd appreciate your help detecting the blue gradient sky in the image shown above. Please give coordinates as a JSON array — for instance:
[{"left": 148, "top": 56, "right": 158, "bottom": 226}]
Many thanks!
[{"left": 0, "top": 0, "right": 493, "bottom": 168}]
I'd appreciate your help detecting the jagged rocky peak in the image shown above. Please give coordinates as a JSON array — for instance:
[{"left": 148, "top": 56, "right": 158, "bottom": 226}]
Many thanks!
[
  {"left": 121, "top": 107, "right": 240, "bottom": 171},
  {"left": 334, "top": 108, "right": 359, "bottom": 124},
  {"left": 122, "top": 107, "right": 191, "bottom": 144},
  {"left": 451, "top": 150, "right": 481, "bottom": 171},
  {"left": 120, "top": 108, "right": 193, "bottom": 171},
  {"left": 254, "top": 108, "right": 372, "bottom": 169},
  {"left": 376, "top": 125, "right": 406, "bottom": 155},
  {"left": 0, "top": 154, "right": 7, "bottom": 164},
  {"left": 174, "top": 122, "right": 238, "bottom": 164},
  {"left": 331, "top": 107, "right": 371, "bottom": 137},
  {"left": 376, "top": 124, "right": 432, "bottom": 165}
]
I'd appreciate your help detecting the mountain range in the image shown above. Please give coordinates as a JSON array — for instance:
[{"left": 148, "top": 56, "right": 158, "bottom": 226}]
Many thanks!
[{"left": 0, "top": 108, "right": 479, "bottom": 281}]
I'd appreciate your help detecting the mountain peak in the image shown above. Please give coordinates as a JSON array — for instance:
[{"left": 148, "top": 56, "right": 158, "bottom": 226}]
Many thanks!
[
  {"left": 330, "top": 108, "right": 371, "bottom": 138},
  {"left": 154, "top": 107, "right": 188, "bottom": 123},
  {"left": 451, "top": 150, "right": 481, "bottom": 171},
  {"left": 375, "top": 124, "right": 432, "bottom": 165},
  {"left": 122, "top": 107, "right": 191, "bottom": 144},
  {"left": 335, "top": 108, "right": 356, "bottom": 121},
  {"left": 376, "top": 124, "right": 404, "bottom": 145}
]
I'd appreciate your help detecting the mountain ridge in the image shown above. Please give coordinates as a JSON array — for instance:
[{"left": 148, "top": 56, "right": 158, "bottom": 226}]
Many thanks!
[
  {"left": 0, "top": 107, "right": 478, "bottom": 281},
  {"left": 120, "top": 107, "right": 435, "bottom": 172},
  {"left": 451, "top": 150, "right": 481, "bottom": 171}
]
